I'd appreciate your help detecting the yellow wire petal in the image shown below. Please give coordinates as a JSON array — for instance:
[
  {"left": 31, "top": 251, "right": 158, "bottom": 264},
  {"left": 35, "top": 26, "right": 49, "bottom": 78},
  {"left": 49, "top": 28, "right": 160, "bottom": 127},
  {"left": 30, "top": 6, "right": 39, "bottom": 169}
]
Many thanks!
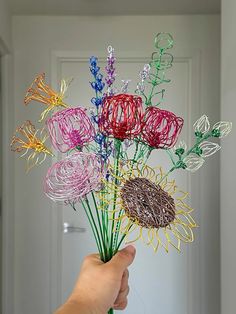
[
  {"left": 156, "top": 229, "right": 169, "bottom": 252},
  {"left": 171, "top": 223, "right": 194, "bottom": 243},
  {"left": 175, "top": 210, "right": 197, "bottom": 227},
  {"left": 125, "top": 225, "right": 142, "bottom": 244},
  {"left": 164, "top": 227, "right": 181, "bottom": 251}
]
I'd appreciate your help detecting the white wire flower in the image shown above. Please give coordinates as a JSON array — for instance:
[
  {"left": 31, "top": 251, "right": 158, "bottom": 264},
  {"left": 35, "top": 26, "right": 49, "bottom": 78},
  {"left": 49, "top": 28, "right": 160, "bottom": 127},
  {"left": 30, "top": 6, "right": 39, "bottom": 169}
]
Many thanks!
[
  {"left": 136, "top": 82, "right": 145, "bottom": 94},
  {"left": 193, "top": 115, "right": 210, "bottom": 135},
  {"left": 198, "top": 141, "right": 221, "bottom": 157},
  {"left": 136, "top": 64, "right": 151, "bottom": 94},
  {"left": 212, "top": 121, "right": 232, "bottom": 138},
  {"left": 183, "top": 154, "right": 205, "bottom": 172},
  {"left": 121, "top": 79, "right": 131, "bottom": 93},
  {"left": 172, "top": 140, "right": 187, "bottom": 155}
]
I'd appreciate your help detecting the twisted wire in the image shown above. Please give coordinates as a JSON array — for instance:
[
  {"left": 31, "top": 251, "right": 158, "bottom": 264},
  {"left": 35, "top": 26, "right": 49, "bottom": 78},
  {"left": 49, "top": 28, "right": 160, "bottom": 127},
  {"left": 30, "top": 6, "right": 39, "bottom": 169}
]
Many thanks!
[
  {"left": 46, "top": 107, "right": 95, "bottom": 153},
  {"left": 44, "top": 152, "right": 102, "bottom": 203},
  {"left": 141, "top": 106, "right": 184, "bottom": 149},
  {"left": 99, "top": 94, "right": 143, "bottom": 140},
  {"left": 121, "top": 177, "right": 175, "bottom": 229}
]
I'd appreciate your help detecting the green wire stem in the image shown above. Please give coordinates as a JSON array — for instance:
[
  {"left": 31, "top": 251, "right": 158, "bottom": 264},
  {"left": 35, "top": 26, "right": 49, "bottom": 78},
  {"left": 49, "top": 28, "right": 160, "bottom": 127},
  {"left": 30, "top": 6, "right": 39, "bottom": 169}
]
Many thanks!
[
  {"left": 145, "top": 49, "right": 164, "bottom": 106},
  {"left": 84, "top": 197, "right": 105, "bottom": 261},
  {"left": 183, "top": 133, "right": 211, "bottom": 159},
  {"left": 91, "top": 191, "right": 107, "bottom": 258},
  {"left": 158, "top": 166, "right": 176, "bottom": 185},
  {"left": 71, "top": 200, "right": 103, "bottom": 258},
  {"left": 110, "top": 139, "right": 122, "bottom": 258}
]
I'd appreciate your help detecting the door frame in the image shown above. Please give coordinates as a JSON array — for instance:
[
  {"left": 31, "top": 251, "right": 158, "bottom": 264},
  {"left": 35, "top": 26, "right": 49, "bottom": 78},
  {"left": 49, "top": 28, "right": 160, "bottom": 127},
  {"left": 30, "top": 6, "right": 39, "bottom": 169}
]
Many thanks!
[{"left": 0, "top": 38, "right": 15, "bottom": 314}]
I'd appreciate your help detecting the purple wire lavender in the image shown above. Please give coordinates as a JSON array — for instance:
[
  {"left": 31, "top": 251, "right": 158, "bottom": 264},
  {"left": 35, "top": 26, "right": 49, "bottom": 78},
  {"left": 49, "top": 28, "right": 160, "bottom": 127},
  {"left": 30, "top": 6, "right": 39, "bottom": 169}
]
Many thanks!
[{"left": 105, "top": 46, "right": 116, "bottom": 96}]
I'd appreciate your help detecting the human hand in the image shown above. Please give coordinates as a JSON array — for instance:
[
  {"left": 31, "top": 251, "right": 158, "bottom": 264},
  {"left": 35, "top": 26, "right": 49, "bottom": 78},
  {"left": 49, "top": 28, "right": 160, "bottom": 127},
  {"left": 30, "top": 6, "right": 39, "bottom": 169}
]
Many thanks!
[{"left": 55, "top": 245, "right": 136, "bottom": 314}]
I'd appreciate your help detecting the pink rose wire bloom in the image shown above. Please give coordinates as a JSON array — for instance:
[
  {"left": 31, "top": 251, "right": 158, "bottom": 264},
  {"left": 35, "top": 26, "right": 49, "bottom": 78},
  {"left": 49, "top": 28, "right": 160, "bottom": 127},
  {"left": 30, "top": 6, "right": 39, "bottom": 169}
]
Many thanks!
[
  {"left": 44, "top": 152, "right": 102, "bottom": 203},
  {"left": 46, "top": 107, "right": 95, "bottom": 153},
  {"left": 141, "top": 106, "right": 184, "bottom": 149}
]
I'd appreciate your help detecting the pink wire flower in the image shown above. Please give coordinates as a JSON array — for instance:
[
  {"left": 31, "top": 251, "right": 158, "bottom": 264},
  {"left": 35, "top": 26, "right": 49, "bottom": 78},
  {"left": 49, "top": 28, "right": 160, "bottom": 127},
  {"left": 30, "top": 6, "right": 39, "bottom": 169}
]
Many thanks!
[
  {"left": 46, "top": 107, "right": 95, "bottom": 153},
  {"left": 44, "top": 152, "right": 102, "bottom": 203},
  {"left": 141, "top": 107, "right": 184, "bottom": 149}
]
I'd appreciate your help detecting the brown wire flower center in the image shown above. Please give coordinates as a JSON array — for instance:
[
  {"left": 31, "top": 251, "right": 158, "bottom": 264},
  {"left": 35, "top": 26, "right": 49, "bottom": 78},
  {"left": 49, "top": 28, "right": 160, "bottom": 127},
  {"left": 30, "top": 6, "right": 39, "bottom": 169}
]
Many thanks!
[{"left": 121, "top": 177, "right": 176, "bottom": 228}]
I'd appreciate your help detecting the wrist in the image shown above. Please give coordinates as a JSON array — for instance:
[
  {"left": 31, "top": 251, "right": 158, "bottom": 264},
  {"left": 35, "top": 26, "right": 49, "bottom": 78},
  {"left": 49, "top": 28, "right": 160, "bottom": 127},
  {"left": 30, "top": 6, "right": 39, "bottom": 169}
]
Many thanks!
[
  {"left": 55, "top": 298, "right": 96, "bottom": 314},
  {"left": 67, "top": 299, "right": 94, "bottom": 314},
  {"left": 68, "top": 292, "right": 106, "bottom": 314}
]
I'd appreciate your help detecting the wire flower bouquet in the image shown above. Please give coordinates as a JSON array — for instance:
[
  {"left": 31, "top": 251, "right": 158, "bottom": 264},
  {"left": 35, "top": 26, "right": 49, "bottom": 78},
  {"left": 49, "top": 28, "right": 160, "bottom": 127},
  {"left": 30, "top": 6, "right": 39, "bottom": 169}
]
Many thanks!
[{"left": 11, "top": 33, "right": 232, "bottom": 314}]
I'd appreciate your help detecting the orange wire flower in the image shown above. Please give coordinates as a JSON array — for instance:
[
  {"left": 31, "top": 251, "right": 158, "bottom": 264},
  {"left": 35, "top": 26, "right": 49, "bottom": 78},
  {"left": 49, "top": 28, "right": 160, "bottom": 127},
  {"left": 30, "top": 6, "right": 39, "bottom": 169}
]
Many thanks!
[
  {"left": 24, "top": 73, "right": 69, "bottom": 121},
  {"left": 11, "top": 120, "right": 53, "bottom": 172}
]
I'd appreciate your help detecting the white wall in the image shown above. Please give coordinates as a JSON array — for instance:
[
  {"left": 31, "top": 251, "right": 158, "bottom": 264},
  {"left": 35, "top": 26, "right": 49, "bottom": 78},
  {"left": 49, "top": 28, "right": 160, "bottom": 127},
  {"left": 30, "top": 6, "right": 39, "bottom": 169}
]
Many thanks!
[
  {"left": 0, "top": 2, "right": 14, "bottom": 314},
  {"left": 221, "top": 2, "right": 236, "bottom": 314},
  {"left": 0, "top": 0, "right": 11, "bottom": 52}
]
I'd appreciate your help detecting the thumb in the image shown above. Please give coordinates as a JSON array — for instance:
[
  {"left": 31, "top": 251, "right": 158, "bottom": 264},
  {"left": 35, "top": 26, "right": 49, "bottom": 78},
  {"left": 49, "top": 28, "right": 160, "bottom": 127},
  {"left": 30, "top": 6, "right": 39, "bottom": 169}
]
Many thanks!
[{"left": 108, "top": 245, "right": 136, "bottom": 274}]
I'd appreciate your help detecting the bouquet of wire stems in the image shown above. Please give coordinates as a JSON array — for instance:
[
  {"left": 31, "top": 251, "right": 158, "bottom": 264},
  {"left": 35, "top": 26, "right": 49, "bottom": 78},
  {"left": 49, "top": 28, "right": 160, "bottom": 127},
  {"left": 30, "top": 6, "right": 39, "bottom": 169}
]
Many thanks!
[{"left": 11, "top": 33, "right": 232, "bottom": 314}]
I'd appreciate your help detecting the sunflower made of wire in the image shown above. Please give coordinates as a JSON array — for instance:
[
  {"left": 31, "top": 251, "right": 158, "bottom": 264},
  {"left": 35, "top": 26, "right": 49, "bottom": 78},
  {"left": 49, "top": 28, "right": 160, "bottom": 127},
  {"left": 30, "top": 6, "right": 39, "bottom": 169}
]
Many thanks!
[{"left": 100, "top": 161, "right": 197, "bottom": 252}]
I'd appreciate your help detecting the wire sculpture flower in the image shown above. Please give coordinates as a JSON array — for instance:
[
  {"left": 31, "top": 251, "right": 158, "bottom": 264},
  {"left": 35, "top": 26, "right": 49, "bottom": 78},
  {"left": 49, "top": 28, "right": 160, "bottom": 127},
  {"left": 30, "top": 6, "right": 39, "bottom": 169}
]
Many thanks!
[
  {"left": 141, "top": 106, "right": 184, "bottom": 149},
  {"left": 193, "top": 114, "right": 210, "bottom": 136},
  {"left": 172, "top": 140, "right": 187, "bottom": 156},
  {"left": 44, "top": 152, "right": 102, "bottom": 203},
  {"left": 211, "top": 121, "right": 232, "bottom": 138},
  {"left": 105, "top": 46, "right": 116, "bottom": 96},
  {"left": 24, "top": 73, "right": 69, "bottom": 121},
  {"left": 99, "top": 94, "right": 143, "bottom": 140},
  {"left": 100, "top": 161, "right": 197, "bottom": 252},
  {"left": 136, "top": 64, "right": 151, "bottom": 95},
  {"left": 182, "top": 154, "right": 205, "bottom": 172},
  {"left": 46, "top": 107, "right": 95, "bottom": 153},
  {"left": 10, "top": 120, "right": 53, "bottom": 172},
  {"left": 198, "top": 141, "right": 221, "bottom": 157},
  {"left": 89, "top": 56, "right": 105, "bottom": 109}
]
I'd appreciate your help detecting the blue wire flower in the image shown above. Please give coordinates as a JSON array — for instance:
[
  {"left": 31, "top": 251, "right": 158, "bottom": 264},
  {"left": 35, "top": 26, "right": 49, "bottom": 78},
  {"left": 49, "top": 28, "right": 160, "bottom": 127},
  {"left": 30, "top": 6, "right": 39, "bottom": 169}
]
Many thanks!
[
  {"left": 89, "top": 56, "right": 105, "bottom": 109},
  {"left": 94, "top": 132, "right": 113, "bottom": 162}
]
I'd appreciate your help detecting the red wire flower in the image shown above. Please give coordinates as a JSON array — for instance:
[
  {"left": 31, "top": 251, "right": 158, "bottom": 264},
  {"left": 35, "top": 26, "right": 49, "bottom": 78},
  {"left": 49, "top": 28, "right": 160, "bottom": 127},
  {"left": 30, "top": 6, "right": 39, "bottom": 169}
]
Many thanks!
[
  {"left": 99, "top": 94, "right": 143, "bottom": 140},
  {"left": 141, "top": 107, "right": 184, "bottom": 149},
  {"left": 46, "top": 107, "right": 95, "bottom": 153}
]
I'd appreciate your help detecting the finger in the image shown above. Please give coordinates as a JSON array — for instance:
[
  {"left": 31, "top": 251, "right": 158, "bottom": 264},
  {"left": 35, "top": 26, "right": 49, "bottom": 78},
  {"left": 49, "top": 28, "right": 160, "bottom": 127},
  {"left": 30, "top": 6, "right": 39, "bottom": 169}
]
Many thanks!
[
  {"left": 114, "top": 286, "right": 130, "bottom": 307},
  {"left": 113, "top": 299, "right": 128, "bottom": 310},
  {"left": 107, "top": 245, "right": 136, "bottom": 274},
  {"left": 120, "top": 269, "right": 129, "bottom": 293}
]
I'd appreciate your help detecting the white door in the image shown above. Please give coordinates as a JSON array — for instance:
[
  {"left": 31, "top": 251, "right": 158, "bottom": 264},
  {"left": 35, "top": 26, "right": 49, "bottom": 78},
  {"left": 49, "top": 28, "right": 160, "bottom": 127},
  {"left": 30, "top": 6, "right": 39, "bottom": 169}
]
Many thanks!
[{"left": 13, "top": 15, "right": 220, "bottom": 314}]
